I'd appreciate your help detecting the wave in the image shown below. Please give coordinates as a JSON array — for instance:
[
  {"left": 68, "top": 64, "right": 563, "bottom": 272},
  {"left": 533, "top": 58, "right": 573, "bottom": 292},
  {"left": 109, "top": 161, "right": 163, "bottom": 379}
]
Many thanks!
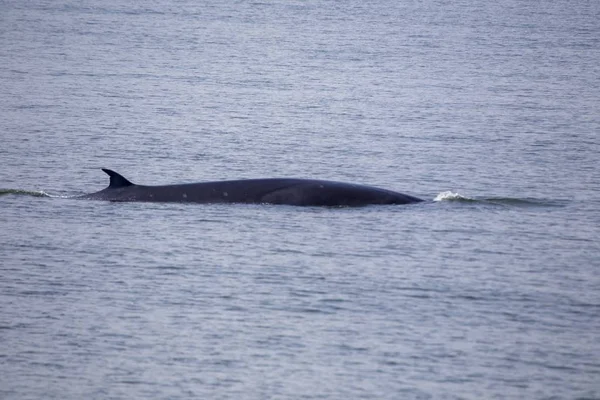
[
  {"left": 1, "top": 188, "right": 568, "bottom": 208},
  {"left": 433, "top": 191, "right": 566, "bottom": 207},
  {"left": 0, "top": 189, "right": 77, "bottom": 199},
  {"left": 0, "top": 188, "right": 52, "bottom": 198}
]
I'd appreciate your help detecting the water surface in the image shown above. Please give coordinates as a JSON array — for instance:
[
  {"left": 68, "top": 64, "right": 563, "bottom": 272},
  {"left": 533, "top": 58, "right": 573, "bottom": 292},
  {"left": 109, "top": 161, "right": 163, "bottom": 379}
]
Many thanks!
[{"left": 1, "top": 1, "right": 599, "bottom": 399}]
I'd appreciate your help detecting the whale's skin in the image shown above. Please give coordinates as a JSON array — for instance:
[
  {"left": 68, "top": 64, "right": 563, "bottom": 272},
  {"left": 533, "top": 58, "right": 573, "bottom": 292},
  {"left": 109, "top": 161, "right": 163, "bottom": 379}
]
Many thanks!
[{"left": 78, "top": 169, "right": 423, "bottom": 207}]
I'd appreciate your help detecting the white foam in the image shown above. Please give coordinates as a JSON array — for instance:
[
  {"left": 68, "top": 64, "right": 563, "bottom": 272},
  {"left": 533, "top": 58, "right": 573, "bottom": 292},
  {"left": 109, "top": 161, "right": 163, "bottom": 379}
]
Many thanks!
[
  {"left": 433, "top": 191, "right": 471, "bottom": 201},
  {"left": 44, "top": 192, "right": 78, "bottom": 199}
]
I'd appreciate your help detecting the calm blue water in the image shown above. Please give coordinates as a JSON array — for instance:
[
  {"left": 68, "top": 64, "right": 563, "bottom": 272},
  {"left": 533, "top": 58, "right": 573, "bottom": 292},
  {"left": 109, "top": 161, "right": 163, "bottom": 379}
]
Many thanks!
[{"left": 1, "top": 1, "right": 599, "bottom": 399}]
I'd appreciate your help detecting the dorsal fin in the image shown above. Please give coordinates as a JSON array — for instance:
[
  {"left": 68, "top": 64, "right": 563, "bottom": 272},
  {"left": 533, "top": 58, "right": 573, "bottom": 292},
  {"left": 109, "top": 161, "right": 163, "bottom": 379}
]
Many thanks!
[{"left": 102, "top": 168, "right": 134, "bottom": 188}]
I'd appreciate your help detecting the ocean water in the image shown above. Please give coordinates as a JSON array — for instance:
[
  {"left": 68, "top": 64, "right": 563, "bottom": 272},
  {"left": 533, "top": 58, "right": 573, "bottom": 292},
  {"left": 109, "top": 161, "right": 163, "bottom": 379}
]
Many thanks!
[{"left": 1, "top": 1, "right": 599, "bottom": 399}]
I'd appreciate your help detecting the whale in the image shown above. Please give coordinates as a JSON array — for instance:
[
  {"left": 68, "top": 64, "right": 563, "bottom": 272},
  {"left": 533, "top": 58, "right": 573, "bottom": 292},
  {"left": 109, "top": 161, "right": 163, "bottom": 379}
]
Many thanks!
[{"left": 78, "top": 169, "right": 423, "bottom": 207}]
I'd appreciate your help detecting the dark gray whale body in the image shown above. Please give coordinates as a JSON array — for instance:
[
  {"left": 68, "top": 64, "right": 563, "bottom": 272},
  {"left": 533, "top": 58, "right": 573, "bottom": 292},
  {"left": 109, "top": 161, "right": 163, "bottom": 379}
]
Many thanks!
[{"left": 80, "top": 169, "right": 423, "bottom": 207}]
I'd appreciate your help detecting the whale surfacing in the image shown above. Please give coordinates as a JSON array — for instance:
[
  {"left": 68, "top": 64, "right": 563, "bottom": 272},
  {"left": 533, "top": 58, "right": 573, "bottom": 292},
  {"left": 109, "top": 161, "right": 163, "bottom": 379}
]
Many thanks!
[{"left": 78, "top": 169, "right": 423, "bottom": 207}]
